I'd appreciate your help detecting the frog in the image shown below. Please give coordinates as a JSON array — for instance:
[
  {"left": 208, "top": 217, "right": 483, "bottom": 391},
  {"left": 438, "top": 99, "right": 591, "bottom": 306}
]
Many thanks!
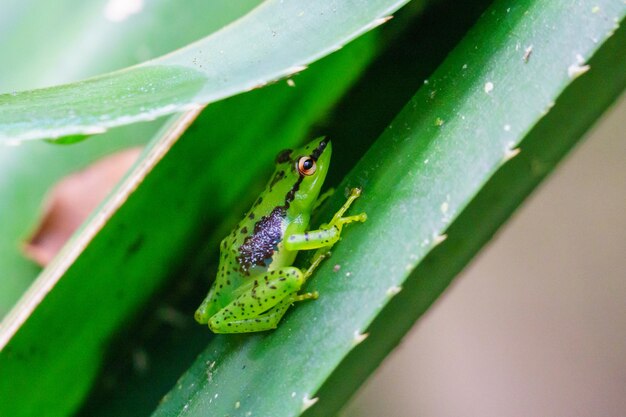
[{"left": 194, "top": 137, "right": 366, "bottom": 333}]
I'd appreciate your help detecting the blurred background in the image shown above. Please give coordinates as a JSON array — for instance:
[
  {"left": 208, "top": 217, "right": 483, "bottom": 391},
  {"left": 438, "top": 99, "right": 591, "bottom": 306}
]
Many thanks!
[{"left": 344, "top": 94, "right": 626, "bottom": 416}]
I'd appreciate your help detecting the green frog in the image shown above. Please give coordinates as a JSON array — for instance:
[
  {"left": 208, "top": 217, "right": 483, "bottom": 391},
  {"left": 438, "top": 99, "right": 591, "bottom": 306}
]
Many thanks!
[{"left": 195, "top": 137, "right": 366, "bottom": 333}]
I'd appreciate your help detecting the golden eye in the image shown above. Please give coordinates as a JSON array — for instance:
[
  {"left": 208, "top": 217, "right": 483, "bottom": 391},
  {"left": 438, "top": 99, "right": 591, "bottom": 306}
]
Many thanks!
[{"left": 297, "top": 157, "right": 316, "bottom": 176}]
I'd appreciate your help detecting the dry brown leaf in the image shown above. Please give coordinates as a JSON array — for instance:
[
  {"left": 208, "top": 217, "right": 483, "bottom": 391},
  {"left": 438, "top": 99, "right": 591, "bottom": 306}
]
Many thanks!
[{"left": 23, "top": 147, "right": 143, "bottom": 266}]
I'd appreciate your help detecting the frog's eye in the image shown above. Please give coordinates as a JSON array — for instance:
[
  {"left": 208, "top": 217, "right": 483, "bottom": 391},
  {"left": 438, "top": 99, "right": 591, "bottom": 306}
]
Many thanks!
[{"left": 297, "top": 157, "right": 316, "bottom": 176}]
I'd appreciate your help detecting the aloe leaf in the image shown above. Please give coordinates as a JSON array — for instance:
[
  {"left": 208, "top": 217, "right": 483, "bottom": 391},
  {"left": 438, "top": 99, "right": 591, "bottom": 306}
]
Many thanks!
[
  {"left": 0, "top": 0, "right": 409, "bottom": 143},
  {"left": 0, "top": 0, "right": 259, "bottom": 316},
  {"left": 0, "top": 15, "right": 399, "bottom": 416},
  {"left": 314, "top": 14, "right": 626, "bottom": 417},
  {"left": 149, "top": 1, "right": 626, "bottom": 416},
  {"left": 0, "top": 0, "right": 261, "bottom": 91}
]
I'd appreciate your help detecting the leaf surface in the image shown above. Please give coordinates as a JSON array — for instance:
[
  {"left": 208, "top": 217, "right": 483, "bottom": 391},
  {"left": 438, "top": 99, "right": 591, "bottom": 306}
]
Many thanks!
[
  {"left": 149, "top": 1, "right": 626, "bottom": 416},
  {"left": 0, "top": 0, "right": 409, "bottom": 142}
]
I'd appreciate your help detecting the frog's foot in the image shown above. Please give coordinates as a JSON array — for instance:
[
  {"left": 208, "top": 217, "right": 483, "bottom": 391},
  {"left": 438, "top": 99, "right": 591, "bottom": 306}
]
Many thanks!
[{"left": 327, "top": 187, "right": 367, "bottom": 226}]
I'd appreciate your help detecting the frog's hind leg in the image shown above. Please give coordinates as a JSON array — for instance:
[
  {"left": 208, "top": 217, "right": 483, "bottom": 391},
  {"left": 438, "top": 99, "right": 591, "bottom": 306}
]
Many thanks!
[
  {"left": 210, "top": 291, "right": 318, "bottom": 333},
  {"left": 208, "top": 267, "right": 314, "bottom": 333}
]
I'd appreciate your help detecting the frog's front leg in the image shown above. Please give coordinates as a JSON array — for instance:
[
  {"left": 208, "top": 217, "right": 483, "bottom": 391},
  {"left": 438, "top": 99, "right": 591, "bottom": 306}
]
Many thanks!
[
  {"left": 285, "top": 188, "right": 367, "bottom": 252},
  {"left": 208, "top": 267, "right": 317, "bottom": 333}
]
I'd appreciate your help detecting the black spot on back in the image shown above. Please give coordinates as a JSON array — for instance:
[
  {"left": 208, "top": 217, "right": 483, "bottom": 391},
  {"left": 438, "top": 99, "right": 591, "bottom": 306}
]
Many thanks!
[{"left": 275, "top": 149, "right": 292, "bottom": 163}]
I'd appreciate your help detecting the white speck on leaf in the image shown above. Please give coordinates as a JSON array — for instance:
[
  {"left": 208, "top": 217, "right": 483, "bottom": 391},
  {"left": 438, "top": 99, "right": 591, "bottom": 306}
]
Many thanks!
[
  {"left": 523, "top": 45, "right": 533, "bottom": 62},
  {"left": 302, "top": 396, "right": 319, "bottom": 412},
  {"left": 235, "top": 401, "right": 240, "bottom": 409},
  {"left": 484, "top": 82, "right": 494, "bottom": 93},
  {"left": 353, "top": 331, "right": 369, "bottom": 345},
  {"left": 503, "top": 144, "right": 521, "bottom": 162},
  {"left": 286, "top": 79, "right": 295, "bottom": 87},
  {"left": 433, "top": 233, "right": 447, "bottom": 246},
  {"left": 287, "top": 65, "right": 307, "bottom": 76},
  {"left": 387, "top": 285, "right": 402, "bottom": 296},
  {"left": 441, "top": 201, "right": 449, "bottom": 214},
  {"left": 368, "top": 15, "right": 393, "bottom": 30},
  {"left": 568, "top": 62, "right": 590, "bottom": 79},
  {"left": 206, "top": 360, "right": 216, "bottom": 382},
  {"left": 504, "top": 124, "right": 512, "bottom": 132}
]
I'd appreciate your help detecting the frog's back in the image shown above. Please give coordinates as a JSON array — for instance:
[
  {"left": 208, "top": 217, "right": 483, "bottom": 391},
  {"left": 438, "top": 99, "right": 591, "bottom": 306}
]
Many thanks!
[
  {"left": 209, "top": 200, "right": 294, "bottom": 309},
  {"left": 225, "top": 190, "right": 301, "bottom": 277}
]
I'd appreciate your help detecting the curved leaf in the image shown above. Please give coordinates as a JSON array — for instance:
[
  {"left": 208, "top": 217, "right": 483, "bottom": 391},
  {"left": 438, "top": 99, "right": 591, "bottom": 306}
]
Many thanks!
[
  {"left": 0, "top": 0, "right": 409, "bottom": 142},
  {"left": 0, "top": 0, "right": 260, "bottom": 316}
]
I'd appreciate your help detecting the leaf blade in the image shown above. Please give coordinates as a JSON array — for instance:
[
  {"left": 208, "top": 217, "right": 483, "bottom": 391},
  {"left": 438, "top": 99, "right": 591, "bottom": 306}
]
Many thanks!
[{"left": 0, "top": 0, "right": 410, "bottom": 142}]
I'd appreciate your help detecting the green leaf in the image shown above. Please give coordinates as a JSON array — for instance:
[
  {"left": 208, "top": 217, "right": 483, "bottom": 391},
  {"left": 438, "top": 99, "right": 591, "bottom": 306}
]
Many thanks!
[
  {"left": 0, "top": 0, "right": 260, "bottom": 316},
  {"left": 0, "top": 0, "right": 410, "bottom": 143},
  {"left": 0, "top": 16, "right": 397, "bottom": 417},
  {"left": 0, "top": 0, "right": 261, "bottom": 91},
  {"left": 148, "top": 1, "right": 626, "bottom": 416}
]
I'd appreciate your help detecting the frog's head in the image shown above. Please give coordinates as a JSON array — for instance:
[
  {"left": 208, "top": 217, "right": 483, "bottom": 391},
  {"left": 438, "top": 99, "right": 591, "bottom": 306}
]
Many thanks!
[{"left": 274, "top": 137, "right": 331, "bottom": 210}]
